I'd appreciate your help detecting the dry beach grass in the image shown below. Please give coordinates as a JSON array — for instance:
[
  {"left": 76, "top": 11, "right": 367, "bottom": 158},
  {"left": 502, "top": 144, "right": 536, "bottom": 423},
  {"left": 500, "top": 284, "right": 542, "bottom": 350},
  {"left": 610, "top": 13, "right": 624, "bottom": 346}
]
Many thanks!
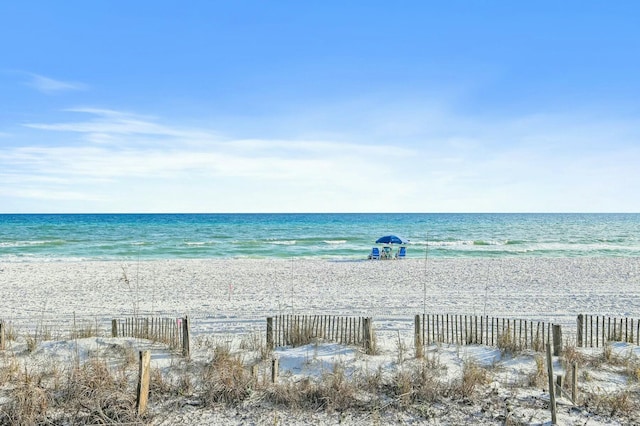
[{"left": 2, "top": 333, "right": 640, "bottom": 425}]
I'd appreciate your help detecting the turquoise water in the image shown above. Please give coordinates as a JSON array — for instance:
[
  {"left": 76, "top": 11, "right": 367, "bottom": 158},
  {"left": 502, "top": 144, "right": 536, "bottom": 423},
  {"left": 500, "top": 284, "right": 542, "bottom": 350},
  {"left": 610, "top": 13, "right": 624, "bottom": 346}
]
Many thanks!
[{"left": 1, "top": 213, "right": 639, "bottom": 261}]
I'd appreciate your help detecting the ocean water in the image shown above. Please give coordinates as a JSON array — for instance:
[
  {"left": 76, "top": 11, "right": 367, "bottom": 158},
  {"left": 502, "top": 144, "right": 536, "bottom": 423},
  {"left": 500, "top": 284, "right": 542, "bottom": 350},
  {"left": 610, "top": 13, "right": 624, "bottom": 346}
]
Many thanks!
[{"left": 1, "top": 213, "right": 639, "bottom": 261}]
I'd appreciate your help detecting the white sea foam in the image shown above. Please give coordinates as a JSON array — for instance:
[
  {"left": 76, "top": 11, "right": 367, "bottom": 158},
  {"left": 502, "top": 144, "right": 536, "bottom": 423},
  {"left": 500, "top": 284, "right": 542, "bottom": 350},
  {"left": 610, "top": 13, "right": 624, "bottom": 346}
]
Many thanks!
[
  {"left": 411, "top": 240, "right": 506, "bottom": 247},
  {"left": 0, "top": 240, "right": 58, "bottom": 247},
  {"left": 323, "top": 240, "right": 347, "bottom": 244}
]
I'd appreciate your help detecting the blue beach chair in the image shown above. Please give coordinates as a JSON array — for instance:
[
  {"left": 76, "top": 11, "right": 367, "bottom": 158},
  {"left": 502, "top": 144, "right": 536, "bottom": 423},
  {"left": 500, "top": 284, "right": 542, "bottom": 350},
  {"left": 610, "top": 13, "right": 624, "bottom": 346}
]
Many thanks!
[
  {"left": 369, "top": 247, "right": 380, "bottom": 260},
  {"left": 396, "top": 246, "right": 407, "bottom": 259}
]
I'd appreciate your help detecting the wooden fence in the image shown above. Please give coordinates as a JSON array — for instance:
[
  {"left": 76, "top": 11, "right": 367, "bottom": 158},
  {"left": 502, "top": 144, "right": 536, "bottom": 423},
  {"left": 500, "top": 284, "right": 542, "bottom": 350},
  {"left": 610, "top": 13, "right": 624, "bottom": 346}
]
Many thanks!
[
  {"left": 267, "top": 315, "right": 374, "bottom": 354},
  {"left": 112, "top": 316, "right": 190, "bottom": 356},
  {"left": 416, "top": 313, "right": 555, "bottom": 352},
  {"left": 577, "top": 314, "right": 640, "bottom": 347}
]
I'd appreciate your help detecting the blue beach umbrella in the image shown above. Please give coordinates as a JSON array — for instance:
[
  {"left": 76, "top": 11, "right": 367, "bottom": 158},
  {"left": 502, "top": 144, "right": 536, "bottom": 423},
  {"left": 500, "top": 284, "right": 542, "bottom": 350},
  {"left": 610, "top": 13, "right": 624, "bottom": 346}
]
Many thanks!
[{"left": 375, "top": 235, "right": 409, "bottom": 245}]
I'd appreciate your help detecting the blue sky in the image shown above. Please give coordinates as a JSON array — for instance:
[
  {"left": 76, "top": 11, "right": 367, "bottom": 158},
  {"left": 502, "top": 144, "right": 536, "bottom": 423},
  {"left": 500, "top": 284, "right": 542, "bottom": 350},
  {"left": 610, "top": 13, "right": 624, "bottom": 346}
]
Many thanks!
[{"left": 1, "top": 1, "right": 639, "bottom": 213}]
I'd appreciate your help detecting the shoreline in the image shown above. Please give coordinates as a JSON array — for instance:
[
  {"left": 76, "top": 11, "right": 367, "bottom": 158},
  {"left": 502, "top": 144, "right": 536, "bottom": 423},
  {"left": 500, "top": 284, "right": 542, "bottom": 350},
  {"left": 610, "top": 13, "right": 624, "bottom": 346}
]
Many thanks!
[{"left": 3, "top": 250, "right": 640, "bottom": 262}]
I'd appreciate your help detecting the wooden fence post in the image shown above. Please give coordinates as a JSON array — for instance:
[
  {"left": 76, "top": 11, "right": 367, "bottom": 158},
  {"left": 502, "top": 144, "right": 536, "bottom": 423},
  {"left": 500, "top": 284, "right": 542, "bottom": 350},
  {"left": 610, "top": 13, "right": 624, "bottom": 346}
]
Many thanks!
[
  {"left": 363, "top": 317, "right": 374, "bottom": 355},
  {"left": 571, "top": 362, "right": 578, "bottom": 405},
  {"left": 415, "top": 315, "right": 423, "bottom": 359},
  {"left": 111, "top": 319, "right": 118, "bottom": 338},
  {"left": 266, "top": 317, "right": 274, "bottom": 349},
  {"left": 182, "top": 316, "right": 190, "bottom": 358},
  {"left": 0, "top": 321, "right": 5, "bottom": 350},
  {"left": 136, "top": 350, "right": 151, "bottom": 416},
  {"left": 577, "top": 314, "right": 584, "bottom": 347},
  {"left": 546, "top": 344, "right": 557, "bottom": 425},
  {"left": 552, "top": 324, "right": 562, "bottom": 356},
  {"left": 556, "top": 375, "right": 563, "bottom": 396},
  {"left": 271, "top": 357, "right": 279, "bottom": 383}
]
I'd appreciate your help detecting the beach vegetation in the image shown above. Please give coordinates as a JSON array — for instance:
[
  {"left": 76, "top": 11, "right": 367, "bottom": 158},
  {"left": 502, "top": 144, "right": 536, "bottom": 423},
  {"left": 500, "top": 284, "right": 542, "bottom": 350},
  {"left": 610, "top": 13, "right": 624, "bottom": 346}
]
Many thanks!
[
  {"left": 149, "top": 366, "right": 172, "bottom": 397},
  {"left": 2, "top": 313, "right": 640, "bottom": 425},
  {"left": 2, "top": 322, "right": 17, "bottom": 342},
  {"left": 583, "top": 389, "right": 635, "bottom": 417},
  {"left": 561, "top": 343, "right": 586, "bottom": 367},
  {"left": 456, "top": 359, "right": 490, "bottom": 398},
  {"left": 119, "top": 265, "right": 141, "bottom": 318},
  {"left": 201, "top": 344, "right": 254, "bottom": 405},
  {"left": 527, "top": 354, "right": 547, "bottom": 388},
  {"left": 1, "top": 331, "right": 640, "bottom": 425},
  {"left": 0, "top": 355, "right": 20, "bottom": 387},
  {"left": 601, "top": 342, "right": 614, "bottom": 363},
  {"left": 0, "top": 352, "right": 138, "bottom": 425},
  {"left": 239, "top": 330, "right": 271, "bottom": 360},
  {"left": 497, "top": 326, "right": 520, "bottom": 356},
  {"left": 395, "top": 331, "right": 407, "bottom": 364},
  {"left": 70, "top": 317, "right": 101, "bottom": 340}
]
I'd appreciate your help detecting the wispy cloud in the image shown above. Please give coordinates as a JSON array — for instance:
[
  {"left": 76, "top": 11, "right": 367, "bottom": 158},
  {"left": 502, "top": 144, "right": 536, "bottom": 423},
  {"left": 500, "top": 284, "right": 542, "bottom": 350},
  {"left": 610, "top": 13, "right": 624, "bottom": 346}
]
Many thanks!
[
  {"left": 25, "top": 108, "right": 214, "bottom": 141},
  {"left": 4, "top": 106, "right": 640, "bottom": 212},
  {"left": 4, "top": 108, "right": 416, "bottom": 211},
  {"left": 26, "top": 73, "right": 88, "bottom": 94}
]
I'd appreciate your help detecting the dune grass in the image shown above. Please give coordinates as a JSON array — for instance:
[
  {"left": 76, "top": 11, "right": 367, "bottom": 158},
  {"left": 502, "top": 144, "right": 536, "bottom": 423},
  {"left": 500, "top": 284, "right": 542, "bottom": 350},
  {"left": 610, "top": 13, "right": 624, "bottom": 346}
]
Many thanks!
[{"left": 2, "top": 326, "right": 640, "bottom": 425}]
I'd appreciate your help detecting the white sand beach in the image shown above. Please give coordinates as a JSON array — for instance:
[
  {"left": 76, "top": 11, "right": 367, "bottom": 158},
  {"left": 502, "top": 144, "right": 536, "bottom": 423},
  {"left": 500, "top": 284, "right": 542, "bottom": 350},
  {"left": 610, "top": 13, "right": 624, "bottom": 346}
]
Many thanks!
[
  {"left": 2, "top": 257, "right": 640, "bottom": 333},
  {"left": 2, "top": 257, "right": 640, "bottom": 425}
]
